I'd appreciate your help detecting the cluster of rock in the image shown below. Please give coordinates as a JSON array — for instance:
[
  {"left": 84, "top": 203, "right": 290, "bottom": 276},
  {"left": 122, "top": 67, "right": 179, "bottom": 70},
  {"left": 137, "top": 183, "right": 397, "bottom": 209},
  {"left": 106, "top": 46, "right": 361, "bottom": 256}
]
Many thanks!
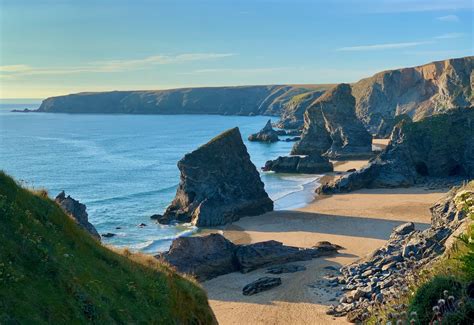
[
  {"left": 291, "top": 84, "right": 373, "bottom": 160},
  {"left": 156, "top": 233, "right": 342, "bottom": 281},
  {"left": 276, "top": 90, "right": 326, "bottom": 129},
  {"left": 159, "top": 127, "right": 273, "bottom": 227},
  {"left": 248, "top": 120, "right": 280, "bottom": 142},
  {"left": 263, "top": 155, "right": 333, "bottom": 174},
  {"left": 326, "top": 186, "right": 472, "bottom": 322},
  {"left": 319, "top": 108, "right": 474, "bottom": 194},
  {"left": 55, "top": 191, "right": 100, "bottom": 240}
]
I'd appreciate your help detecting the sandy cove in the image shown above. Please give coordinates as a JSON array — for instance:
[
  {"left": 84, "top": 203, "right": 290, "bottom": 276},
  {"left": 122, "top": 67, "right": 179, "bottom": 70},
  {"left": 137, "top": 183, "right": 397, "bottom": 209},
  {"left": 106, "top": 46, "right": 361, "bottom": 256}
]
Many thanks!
[{"left": 202, "top": 149, "right": 449, "bottom": 325}]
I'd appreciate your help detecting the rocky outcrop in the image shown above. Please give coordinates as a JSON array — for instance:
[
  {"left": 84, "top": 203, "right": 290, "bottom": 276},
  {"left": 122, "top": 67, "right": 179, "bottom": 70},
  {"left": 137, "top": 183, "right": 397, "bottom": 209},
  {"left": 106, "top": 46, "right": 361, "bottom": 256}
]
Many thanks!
[
  {"left": 242, "top": 277, "right": 282, "bottom": 295},
  {"left": 326, "top": 185, "right": 472, "bottom": 321},
  {"left": 319, "top": 108, "right": 474, "bottom": 194},
  {"left": 55, "top": 191, "right": 100, "bottom": 240},
  {"left": 157, "top": 234, "right": 342, "bottom": 281},
  {"left": 37, "top": 85, "right": 321, "bottom": 116},
  {"left": 276, "top": 90, "right": 327, "bottom": 129},
  {"left": 291, "top": 84, "right": 373, "bottom": 160},
  {"left": 162, "top": 127, "right": 273, "bottom": 227},
  {"left": 263, "top": 154, "right": 333, "bottom": 174},
  {"left": 248, "top": 119, "right": 279, "bottom": 142},
  {"left": 155, "top": 234, "right": 238, "bottom": 281},
  {"left": 352, "top": 56, "right": 474, "bottom": 136}
]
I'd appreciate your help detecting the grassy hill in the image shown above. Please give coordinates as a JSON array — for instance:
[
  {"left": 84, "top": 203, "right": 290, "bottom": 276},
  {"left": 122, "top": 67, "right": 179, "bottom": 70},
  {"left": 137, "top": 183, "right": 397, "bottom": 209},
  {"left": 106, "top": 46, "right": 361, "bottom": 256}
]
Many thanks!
[{"left": 0, "top": 171, "right": 216, "bottom": 324}]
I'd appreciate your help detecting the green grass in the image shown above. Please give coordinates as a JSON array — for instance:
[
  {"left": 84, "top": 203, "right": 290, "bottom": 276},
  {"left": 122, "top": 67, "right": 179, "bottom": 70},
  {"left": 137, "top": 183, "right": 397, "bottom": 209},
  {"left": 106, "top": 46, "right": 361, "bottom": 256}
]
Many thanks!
[{"left": 0, "top": 171, "right": 216, "bottom": 324}]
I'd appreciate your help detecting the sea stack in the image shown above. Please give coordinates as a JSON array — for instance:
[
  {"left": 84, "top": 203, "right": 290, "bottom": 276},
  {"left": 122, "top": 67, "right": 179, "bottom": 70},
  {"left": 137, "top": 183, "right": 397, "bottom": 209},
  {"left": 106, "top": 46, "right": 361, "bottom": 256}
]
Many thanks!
[
  {"left": 55, "top": 191, "right": 101, "bottom": 240},
  {"left": 291, "top": 84, "right": 373, "bottom": 159},
  {"left": 248, "top": 119, "right": 279, "bottom": 142},
  {"left": 319, "top": 108, "right": 474, "bottom": 194},
  {"left": 162, "top": 127, "right": 274, "bottom": 227}
]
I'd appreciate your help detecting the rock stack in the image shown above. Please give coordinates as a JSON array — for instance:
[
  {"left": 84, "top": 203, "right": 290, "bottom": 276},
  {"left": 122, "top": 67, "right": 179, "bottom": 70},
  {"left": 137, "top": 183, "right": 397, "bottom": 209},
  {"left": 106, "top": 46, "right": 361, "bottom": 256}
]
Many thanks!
[
  {"left": 161, "top": 127, "right": 273, "bottom": 227},
  {"left": 248, "top": 119, "right": 279, "bottom": 142}
]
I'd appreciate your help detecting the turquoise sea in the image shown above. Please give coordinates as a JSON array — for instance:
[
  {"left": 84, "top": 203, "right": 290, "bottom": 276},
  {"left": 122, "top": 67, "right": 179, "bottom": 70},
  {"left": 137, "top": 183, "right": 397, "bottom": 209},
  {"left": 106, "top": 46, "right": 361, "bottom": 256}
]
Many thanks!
[{"left": 0, "top": 104, "right": 321, "bottom": 253}]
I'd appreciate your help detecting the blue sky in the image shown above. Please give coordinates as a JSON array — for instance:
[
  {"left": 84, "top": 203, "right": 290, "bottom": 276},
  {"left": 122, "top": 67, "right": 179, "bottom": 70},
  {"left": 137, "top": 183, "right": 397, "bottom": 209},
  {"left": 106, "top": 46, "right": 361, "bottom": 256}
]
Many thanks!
[{"left": 0, "top": 0, "right": 472, "bottom": 99}]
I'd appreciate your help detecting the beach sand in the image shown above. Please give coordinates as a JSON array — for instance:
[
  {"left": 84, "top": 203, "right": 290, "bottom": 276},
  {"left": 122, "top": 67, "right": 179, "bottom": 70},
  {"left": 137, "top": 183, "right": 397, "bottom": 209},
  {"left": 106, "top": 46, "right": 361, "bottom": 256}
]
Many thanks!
[{"left": 203, "top": 156, "right": 448, "bottom": 325}]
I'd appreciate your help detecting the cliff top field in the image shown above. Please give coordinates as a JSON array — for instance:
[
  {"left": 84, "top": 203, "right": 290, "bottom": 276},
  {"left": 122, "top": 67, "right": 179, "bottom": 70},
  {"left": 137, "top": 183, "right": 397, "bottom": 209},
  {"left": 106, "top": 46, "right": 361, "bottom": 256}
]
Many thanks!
[{"left": 0, "top": 171, "right": 216, "bottom": 324}]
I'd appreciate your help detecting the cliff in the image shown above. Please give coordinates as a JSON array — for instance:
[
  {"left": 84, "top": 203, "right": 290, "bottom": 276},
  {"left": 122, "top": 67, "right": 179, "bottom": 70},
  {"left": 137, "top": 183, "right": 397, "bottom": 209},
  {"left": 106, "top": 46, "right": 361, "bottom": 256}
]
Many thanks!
[
  {"left": 37, "top": 85, "right": 323, "bottom": 116},
  {"left": 291, "top": 84, "right": 373, "bottom": 159},
  {"left": 319, "top": 107, "right": 474, "bottom": 193},
  {"left": 162, "top": 127, "right": 273, "bottom": 226},
  {"left": 352, "top": 56, "right": 474, "bottom": 135},
  {"left": 0, "top": 172, "right": 216, "bottom": 323}
]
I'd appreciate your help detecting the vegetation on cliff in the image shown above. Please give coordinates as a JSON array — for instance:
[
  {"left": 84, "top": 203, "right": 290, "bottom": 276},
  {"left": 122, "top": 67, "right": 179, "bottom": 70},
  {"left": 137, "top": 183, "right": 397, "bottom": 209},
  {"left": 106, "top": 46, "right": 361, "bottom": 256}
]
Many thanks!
[
  {"left": 0, "top": 172, "right": 216, "bottom": 324},
  {"left": 368, "top": 181, "right": 474, "bottom": 324}
]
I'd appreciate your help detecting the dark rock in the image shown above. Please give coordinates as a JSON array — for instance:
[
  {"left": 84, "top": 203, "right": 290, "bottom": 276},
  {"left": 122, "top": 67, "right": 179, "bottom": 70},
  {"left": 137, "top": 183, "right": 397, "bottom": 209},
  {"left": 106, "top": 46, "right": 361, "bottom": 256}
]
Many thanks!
[
  {"left": 150, "top": 213, "right": 164, "bottom": 220},
  {"left": 102, "top": 233, "right": 116, "bottom": 238},
  {"left": 162, "top": 127, "right": 273, "bottom": 226},
  {"left": 277, "top": 90, "right": 326, "bottom": 130},
  {"left": 319, "top": 108, "right": 474, "bottom": 194},
  {"left": 283, "top": 136, "right": 301, "bottom": 142},
  {"left": 235, "top": 240, "right": 314, "bottom": 273},
  {"left": 155, "top": 234, "right": 237, "bottom": 281},
  {"left": 55, "top": 191, "right": 100, "bottom": 240},
  {"left": 248, "top": 119, "right": 279, "bottom": 143},
  {"left": 291, "top": 84, "right": 373, "bottom": 160},
  {"left": 242, "top": 277, "right": 282, "bottom": 296},
  {"left": 263, "top": 154, "right": 333, "bottom": 174},
  {"left": 346, "top": 168, "right": 356, "bottom": 172},
  {"left": 266, "top": 264, "right": 306, "bottom": 274},
  {"left": 392, "top": 222, "right": 415, "bottom": 236},
  {"left": 138, "top": 223, "right": 147, "bottom": 227}
]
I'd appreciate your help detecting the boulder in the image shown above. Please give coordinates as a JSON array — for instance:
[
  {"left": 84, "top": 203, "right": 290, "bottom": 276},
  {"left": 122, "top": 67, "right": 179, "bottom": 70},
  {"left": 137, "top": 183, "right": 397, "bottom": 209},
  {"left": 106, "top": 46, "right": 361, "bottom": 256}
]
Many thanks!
[
  {"left": 263, "top": 155, "right": 333, "bottom": 174},
  {"left": 291, "top": 84, "right": 373, "bottom": 160},
  {"left": 236, "top": 240, "right": 325, "bottom": 273},
  {"left": 248, "top": 119, "right": 279, "bottom": 142},
  {"left": 55, "top": 191, "right": 100, "bottom": 240},
  {"left": 162, "top": 127, "right": 273, "bottom": 226},
  {"left": 242, "top": 277, "right": 282, "bottom": 296},
  {"left": 318, "top": 108, "right": 474, "bottom": 194},
  {"left": 156, "top": 234, "right": 238, "bottom": 281},
  {"left": 266, "top": 264, "right": 306, "bottom": 274},
  {"left": 157, "top": 234, "right": 342, "bottom": 281}
]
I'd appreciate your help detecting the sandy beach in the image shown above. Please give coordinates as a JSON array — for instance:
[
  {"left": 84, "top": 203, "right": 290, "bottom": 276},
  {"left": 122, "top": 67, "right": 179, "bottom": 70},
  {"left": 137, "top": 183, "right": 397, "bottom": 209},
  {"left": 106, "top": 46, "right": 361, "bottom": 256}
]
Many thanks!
[{"left": 203, "top": 153, "right": 449, "bottom": 325}]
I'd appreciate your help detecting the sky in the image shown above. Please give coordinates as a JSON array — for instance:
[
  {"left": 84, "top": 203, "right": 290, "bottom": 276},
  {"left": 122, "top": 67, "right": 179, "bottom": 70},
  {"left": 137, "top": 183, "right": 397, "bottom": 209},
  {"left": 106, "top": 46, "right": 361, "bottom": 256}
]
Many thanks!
[{"left": 0, "top": 0, "right": 473, "bottom": 99}]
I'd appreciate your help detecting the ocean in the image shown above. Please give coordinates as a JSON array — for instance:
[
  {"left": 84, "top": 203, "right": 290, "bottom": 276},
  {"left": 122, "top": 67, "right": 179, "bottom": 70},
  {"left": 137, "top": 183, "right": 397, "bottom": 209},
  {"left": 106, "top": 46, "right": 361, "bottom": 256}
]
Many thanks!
[{"left": 0, "top": 104, "right": 321, "bottom": 253}]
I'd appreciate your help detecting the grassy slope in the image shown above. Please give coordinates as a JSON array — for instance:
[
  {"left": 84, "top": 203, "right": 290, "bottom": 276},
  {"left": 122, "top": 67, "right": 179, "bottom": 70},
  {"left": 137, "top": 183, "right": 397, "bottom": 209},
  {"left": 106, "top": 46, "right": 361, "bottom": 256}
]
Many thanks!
[{"left": 0, "top": 172, "right": 216, "bottom": 324}]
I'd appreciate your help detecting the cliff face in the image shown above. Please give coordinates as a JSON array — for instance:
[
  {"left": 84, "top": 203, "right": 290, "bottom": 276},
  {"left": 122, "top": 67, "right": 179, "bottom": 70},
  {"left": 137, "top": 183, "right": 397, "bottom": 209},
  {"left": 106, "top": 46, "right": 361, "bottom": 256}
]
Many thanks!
[
  {"left": 319, "top": 107, "right": 474, "bottom": 193},
  {"left": 291, "top": 84, "right": 373, "bottom": 159},
  {"left": 37, "top": 85, "right": 321, "bottom": 116},
  {"left": 352, "top": 56, "right": 474, "bottom": 135},
  {"left": 163, "top": 127, "right": 273, "bottom": 227}
]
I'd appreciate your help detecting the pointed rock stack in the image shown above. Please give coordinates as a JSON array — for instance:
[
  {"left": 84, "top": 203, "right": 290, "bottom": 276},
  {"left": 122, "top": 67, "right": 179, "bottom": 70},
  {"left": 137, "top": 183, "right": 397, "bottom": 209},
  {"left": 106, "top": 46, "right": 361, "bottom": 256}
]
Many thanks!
[
  {"left": 291, "top": 84, "right": 373, "bottom": 160},
  {"left": 162, "top": 127, "right": 273, "bottom": 227},
  {"left": 248, "top": 119, "right": 279, "bottom": 142}
]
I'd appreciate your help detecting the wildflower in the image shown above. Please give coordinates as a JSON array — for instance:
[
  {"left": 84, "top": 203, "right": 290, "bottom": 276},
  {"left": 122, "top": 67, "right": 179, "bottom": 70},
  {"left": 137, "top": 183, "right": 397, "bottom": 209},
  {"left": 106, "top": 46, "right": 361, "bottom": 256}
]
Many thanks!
[
  {"left": 410, "top": 311, "right": 417, "bottom": 317},
  {"left": 448, "top": 295, "right": 455, "bottom": 302},
  {"left": 432, "top": 306, "right": 440, "bottom": 312},
  {"left": 443, "top": 290, "right": 449, "bottom": 298},
  {"left": 438, "top": 299, "right": 445, "bottom": 306}
]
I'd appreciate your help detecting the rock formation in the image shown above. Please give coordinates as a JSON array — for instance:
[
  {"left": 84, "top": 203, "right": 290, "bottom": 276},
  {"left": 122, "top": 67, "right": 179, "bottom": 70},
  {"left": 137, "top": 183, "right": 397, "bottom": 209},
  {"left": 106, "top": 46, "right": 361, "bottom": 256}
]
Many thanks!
[
  {"left": 161, "top": 127, "right": 273, "bottom": 227},
  {"left": 263, "top": 154, "right": 333, "bottom": 174},
  {"left": 55, "top": 191, "right": 100, "bottom": 240},
  {"left": 276, "top": 90, "right": 326, "bottom": 129},
  {"left": 319, "top": 108, "right": 474, "bottom": 194},
  {"left": 326, "top": 185, "right": 472, "bottom": 321},
  {"left": 248, "top": 119, "right": 279, "bottom": 142},
  {"left": 291, "top": 84, "right": 373, "bottom": 160},
  {"left": 157, "top": 233, "right": 342, "bottom": 281},
  {"left": 155, "top": 234, "right": 238, "bottom": 281},
  {"left": 352, "top": 56, "right": 474, "bottom": 136},
  {"left": 242, "top": 277, "right": 282, "bottom": 296}
]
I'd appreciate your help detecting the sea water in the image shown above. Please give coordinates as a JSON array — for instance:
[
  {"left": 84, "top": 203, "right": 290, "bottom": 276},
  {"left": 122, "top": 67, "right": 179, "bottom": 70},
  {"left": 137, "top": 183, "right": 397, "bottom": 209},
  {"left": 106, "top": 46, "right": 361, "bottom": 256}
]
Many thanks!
[{"left": 0, "top": 104, "right": 321, "bottom": 253}]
